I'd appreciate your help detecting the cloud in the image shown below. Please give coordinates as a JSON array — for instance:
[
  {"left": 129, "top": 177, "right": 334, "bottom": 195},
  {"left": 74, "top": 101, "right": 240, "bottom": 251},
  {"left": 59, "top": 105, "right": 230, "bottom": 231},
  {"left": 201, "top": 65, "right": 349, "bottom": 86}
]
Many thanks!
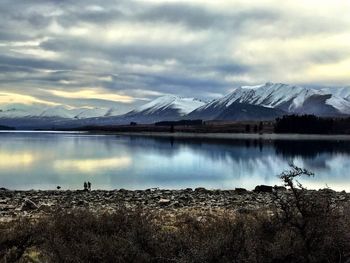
[
  {"left": 0, "top": 0, "right": 350, "bottom": 111},
  {"left": 0, "top": 91, "right": 59, "bottom": 106},
  {"left": 44, "top": 88, "right": 135, "bottom": 103}
]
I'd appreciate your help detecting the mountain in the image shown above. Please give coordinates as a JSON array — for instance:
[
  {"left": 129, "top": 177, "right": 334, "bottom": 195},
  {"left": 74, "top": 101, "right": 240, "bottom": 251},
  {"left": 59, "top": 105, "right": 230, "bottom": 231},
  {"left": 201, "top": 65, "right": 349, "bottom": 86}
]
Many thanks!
[
  {"left": 0, "top": 95, "right": 206, "bottom": 128},
  {"left": 322, "top": 86, "right": 350, "bottom": 101},
  {"left": 0, "top": 104, "right": 120, "bottom": 120},
  {"left": 188, "top": 100, "right": 285, "bottom": 121},
  {"left": 54, "top": 95, "right": 206, "bottom": 128},
  {"left": 189, "top": 82, "right": 350, "bottom": 120},
  {"left": 122, "top": 95, "right": 207, "bottom": 123},
  {"left": 0, "top": 104, "right": 43, "bottom": 118},
  {"left": 1, "top": 84, "right": 350, "bottom": 129},
  {"left": 0, "top": 104, "right": 122, "bottom": 129}
]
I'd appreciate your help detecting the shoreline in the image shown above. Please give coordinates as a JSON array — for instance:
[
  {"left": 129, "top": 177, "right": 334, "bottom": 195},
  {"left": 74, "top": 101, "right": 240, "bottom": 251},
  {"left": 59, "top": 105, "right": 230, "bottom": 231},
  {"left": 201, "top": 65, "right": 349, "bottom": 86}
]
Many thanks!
[
  {"left": 2, "top": 129, "right": 350, "bottom": 140},
  {"left": 1, "top": 187, "right": 348, "bottom": 222},
  {"left": 111, "top": 132, "right": 350, "bottom": 141}
]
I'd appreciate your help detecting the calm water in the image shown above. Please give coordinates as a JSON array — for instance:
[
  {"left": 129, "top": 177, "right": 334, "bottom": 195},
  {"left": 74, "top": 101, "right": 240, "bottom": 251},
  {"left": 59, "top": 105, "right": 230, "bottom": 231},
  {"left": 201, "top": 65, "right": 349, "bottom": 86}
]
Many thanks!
[{"left": 1, "top": 131, "right": 350, "bottom": 191}]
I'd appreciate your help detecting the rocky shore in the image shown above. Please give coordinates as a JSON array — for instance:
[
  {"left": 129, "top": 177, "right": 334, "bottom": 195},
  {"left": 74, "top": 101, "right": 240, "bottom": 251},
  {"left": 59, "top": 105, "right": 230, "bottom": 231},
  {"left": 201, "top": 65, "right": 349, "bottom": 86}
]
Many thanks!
[{"left": 1, "top": 186, "right": 349, "bottom": 222}]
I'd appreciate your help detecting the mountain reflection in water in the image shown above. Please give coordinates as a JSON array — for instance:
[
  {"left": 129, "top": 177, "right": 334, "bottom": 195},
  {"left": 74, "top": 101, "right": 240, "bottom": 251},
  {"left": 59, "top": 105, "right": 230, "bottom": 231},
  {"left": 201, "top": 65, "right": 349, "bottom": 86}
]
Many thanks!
[{"left": 0, "top": 132, "right": 349, "bottom": 191}]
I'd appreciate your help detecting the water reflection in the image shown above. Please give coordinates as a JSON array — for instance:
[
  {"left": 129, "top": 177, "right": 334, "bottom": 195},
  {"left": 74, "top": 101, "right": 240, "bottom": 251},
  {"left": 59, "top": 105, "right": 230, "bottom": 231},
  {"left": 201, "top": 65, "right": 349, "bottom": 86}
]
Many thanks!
[
  {"left": 274, "top": 140, "right": 350, "bottom": 158},
  {"left": 54, "top": 157, "right": 132, "bottom": 172},
  {"left": 0, "top": 152, "right": 35, "bottom": 168},
  {"left": 0, "top": 132, "right": 350, "bottom": 191}
]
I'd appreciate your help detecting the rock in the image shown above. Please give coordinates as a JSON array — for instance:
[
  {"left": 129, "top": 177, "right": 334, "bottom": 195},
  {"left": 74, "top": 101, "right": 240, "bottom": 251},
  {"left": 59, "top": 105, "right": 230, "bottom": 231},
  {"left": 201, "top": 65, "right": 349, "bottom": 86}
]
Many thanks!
[
  {"left": 0, "top": 198, "right": 9, "bottom": 204},
  {"left": 273, "top": 186, "right": 287, "bottom": 191},
  {"left": 0, "top": 187, "right": 8, "bottom": 191},
  {"left": 254, "top": 185, "right": 273, "bottom": 193},
  {"left": 1, "top": 204, "right": 15, "bottom": 211},
  {"left": 319, "top": 188, "right": 335, "bottom": 194},
  {"left": 21, "top": 198, "right": 39, "bottom": 211},
  {"left": 147, "top": 188, "right": 159, "bottom": 192},
  {"left": 339, "top": 195, "right": 347, "bottom": 201},
  {"left": 171, "top": 201, "right": 182, "bottom": 208},
  {"left": 235, "top": 188, "right": 247, "bottom": 194},
  {"left": 195, "top": 187, "right": 207, "bottom": 193},
  {"left": 158, "top": 198, "right": 171, "bottom": 206}
]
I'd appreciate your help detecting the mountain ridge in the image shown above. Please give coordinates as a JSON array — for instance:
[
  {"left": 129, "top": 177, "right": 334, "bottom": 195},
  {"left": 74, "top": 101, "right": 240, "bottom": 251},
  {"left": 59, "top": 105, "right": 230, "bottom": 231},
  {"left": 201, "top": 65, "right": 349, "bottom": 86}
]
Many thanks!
[{"left": 1, "top": 83, "right": 350, "bottom": 129}]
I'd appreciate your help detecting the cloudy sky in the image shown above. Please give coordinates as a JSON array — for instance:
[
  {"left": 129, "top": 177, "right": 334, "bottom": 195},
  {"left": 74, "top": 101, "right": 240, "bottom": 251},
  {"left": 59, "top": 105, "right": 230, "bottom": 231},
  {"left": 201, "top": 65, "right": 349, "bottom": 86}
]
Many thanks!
[{"left": 1, "top": 0, "right": 350, "bottom": 113}]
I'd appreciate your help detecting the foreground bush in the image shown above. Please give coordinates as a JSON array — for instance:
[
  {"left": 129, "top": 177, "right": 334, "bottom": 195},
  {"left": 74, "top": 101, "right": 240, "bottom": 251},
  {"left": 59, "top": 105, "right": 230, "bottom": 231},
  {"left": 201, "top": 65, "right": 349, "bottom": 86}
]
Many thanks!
[{"left": 1, "top": 167, "right": 350, "bottom": 263}]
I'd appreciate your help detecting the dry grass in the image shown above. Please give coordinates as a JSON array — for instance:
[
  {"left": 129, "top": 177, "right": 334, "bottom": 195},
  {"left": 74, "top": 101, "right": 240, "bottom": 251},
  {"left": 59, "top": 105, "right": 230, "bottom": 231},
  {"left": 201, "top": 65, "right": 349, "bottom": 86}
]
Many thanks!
[
  {"left": 2, "top": 167, "right": 350, "bottom": 262},
  {"left": 1, "top": 203, "right": 350, "bottom": 263}
]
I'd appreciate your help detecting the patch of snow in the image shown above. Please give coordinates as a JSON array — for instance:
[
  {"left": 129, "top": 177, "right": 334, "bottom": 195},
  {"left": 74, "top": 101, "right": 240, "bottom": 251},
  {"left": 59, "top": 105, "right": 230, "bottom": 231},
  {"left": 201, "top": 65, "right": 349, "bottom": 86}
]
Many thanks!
[{"left": 133, "top": 95, "right": 206, "bottom": 116}]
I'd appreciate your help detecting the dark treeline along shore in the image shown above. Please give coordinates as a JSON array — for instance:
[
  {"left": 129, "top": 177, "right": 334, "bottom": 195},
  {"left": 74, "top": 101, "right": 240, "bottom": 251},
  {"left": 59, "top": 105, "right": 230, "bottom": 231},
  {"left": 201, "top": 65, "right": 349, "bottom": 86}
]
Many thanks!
[
  {"left": 0, "top": 125, "right": 15, "bottom": 130},
  {"left": 66, "top": 115, "right": 350, "bottom": 135},
  {"left": 135, "top": 135, "right": 350, "bottom": 159},
  {"left": 2, "top": 166, "right": 350, "bottom": 262}
]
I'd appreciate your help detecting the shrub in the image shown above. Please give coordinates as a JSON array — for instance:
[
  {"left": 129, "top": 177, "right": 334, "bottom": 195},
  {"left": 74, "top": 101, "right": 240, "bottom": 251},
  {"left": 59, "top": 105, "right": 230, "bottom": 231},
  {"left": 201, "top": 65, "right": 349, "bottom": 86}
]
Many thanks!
[{"left": 1, "top": 167, "right": 350, "bottom": 262}]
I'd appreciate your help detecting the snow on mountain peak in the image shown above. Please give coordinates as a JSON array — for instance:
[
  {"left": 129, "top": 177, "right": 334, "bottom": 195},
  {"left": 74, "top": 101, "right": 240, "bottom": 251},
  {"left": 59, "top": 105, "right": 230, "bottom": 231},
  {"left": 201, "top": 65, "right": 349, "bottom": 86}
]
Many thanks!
[
  {"left": 0, "top": 104, "right": 115, "bottom": 120},
  {"left": 196, "top": 82, "right": 350, "bottom": 116},
  {"left": 133, "top": 95, "right": 206, "bottom": 115},
  {"left": 2, "top": 83, "right": 350, "bottom": 126},
  {"left": 240, "top": 84, "right": 265, "bottom": 90}
]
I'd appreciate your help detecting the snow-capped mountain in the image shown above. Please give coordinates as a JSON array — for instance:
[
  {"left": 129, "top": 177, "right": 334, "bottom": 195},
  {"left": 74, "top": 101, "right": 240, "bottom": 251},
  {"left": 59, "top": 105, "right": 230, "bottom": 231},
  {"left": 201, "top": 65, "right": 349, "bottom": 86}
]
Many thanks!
[
  {"left": 1, "top": 84, "right": 350, "bottom": 129},
  {"left": 0, "top": 104, "right": 120, "bottom": 120},
  {"left": 0, "top": 104, "right": 43, "bottom": 118},
  {"left": 57, "top": 95, "right": 207, "bottom": 128},
  {"left": 218, "top": 82, "right": 346, "bottom": 113},
  {"left": 122, "top": 95, "right": 207, "bottom": 123},
  {"left": 189, "top": 82, "right": 350, "bottom": 120},
  {"left": 321, "top": 86, "right": 350, "bottom": 102},
  {"left": 188, "top": 100, "right": 285, "bottom": 121},
  {"left": 0, "top": 103, "right": 123, "bottom": 129}
]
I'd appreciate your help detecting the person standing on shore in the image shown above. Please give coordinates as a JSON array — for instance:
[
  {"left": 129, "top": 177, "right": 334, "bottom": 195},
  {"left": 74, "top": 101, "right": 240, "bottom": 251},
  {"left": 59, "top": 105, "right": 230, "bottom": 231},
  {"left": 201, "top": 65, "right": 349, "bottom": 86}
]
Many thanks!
[
  {"left": 84, "top": 182, "right": 88, "bottom": 191},
  {"left": 87, "top": 181, "right": 91, "bottom": 191}
]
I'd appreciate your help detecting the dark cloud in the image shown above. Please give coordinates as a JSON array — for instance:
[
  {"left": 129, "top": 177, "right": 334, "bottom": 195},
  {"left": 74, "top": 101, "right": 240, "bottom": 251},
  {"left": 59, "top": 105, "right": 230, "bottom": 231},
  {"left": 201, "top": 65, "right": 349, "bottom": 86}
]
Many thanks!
[
  {"left": 215, "top": 64, "right": 248, "bottom": 74},
  {"left": 137, "top": 3, "right": 279, "bottom": 30},
  {"left": 0, "top": 55, "right": 71, "bottom": 71},
  {"left": 137, "top": 3, "right": 219, "bottom": 29},
  {"left": 0, "top": 0, "right": 349, "bottom": 111}
]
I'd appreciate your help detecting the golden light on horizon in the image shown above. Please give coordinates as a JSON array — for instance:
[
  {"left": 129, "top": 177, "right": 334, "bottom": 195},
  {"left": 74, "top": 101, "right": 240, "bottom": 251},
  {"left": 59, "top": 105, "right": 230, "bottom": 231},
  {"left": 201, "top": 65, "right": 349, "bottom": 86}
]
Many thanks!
[
  {"left": 305, "top": 59, "right": 350, "bottom": 83},
  {"left": 0, "top": 92, "right": 59, "bottom": 106},
  {"left": 45, "top": 89, "right": 135, "bottom": 103}
]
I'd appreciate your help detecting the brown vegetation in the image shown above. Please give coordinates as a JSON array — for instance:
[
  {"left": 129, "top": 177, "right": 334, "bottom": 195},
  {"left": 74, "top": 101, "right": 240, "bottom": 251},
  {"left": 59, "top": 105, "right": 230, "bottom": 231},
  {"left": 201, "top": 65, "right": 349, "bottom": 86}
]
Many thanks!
[{"left": 1, "top": 167, "right": 350, "bottom": 262}]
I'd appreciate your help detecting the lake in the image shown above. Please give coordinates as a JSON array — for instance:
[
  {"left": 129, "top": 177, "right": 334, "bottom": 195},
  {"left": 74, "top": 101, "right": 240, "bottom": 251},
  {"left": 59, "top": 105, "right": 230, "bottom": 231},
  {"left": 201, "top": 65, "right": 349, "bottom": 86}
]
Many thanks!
[{"left": 0, "top": 131, "right": 350, "bottom": 191}]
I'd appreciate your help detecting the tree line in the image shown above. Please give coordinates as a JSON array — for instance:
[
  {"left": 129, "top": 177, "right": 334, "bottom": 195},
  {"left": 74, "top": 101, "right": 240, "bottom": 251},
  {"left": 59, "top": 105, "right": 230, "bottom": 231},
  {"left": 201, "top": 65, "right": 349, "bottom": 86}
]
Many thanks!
[{"left": 274, "top": 115, "right": 350, "bottom": 134}]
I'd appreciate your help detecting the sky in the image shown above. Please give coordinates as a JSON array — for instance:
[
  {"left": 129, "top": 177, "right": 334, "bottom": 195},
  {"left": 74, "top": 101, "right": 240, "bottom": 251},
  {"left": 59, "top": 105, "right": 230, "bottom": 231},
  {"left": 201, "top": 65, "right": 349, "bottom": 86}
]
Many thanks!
[{"left": 1, "top": 0, "right": 350, "bottom": 114}]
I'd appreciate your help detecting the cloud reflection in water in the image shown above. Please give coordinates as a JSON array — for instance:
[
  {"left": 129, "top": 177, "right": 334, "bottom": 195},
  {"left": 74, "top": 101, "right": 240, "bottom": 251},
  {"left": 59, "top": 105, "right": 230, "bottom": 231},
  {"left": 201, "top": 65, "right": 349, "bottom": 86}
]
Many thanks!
[
  {"left": 0, "top": 152, "right": 35, "bottom": 168},
  {"left": 54, "top": 157, "right": 132, "bottom": 173}
]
